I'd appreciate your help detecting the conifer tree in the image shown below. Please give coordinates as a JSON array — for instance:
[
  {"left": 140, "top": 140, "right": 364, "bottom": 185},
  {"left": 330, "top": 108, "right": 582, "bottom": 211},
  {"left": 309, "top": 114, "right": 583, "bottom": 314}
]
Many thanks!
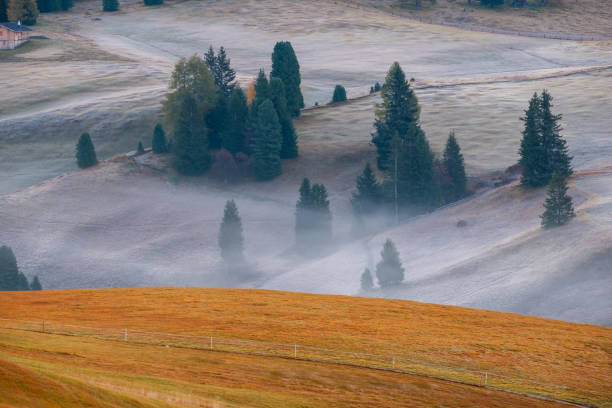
[
  {"left": 443, "top": 131, "right": 467, "bottom": 202},
  {"left": 375, "top": 239, "right": 404, "bottom": 287},
  {"left": 351, "top": 163, "right": 383, "bottom": 214},
  {"left": 0, "top": 246, "right": 29, "bottom": 291},
  {"left": 271, "top": 41, "right": 304, "bottom": 117},
  {"left": 332, "top": 85, "right": 347, "bottom": 102},
  {"left": 76, "top": 132, "right": 98, "bottom": 169},
  {"left": 30, "top": 275, "right": 42, "bottom": 290},
  {"left": 102, "top": 0, "right": 118, "bottom": 12},
  {"left": 151, "top": 123, "right": 168, "bottom": 153},
  {"left": 1, "top": 0, "right": 8, "bottom": 22},
  {"left": 172, "top": 92, "right": 211, "bottom": 175},
  {"left": 253, "top": 99, "right": 282, "bottom": 180},
  {"left": 372, "top": 62, "right": 420, "bottom": 171},
  {"left": 206, "top": 94, "right": 228, "bottom": 149},
  {"left": 541, "top": 173, "right": 575, "bottom": 229},
  {"left": 204, "top": 46, "right": 236, "bottom": 97},
  {"left": 519, "top": 93, "right": 546, "bottom": 187},
  {"left": 218, "top": 200, "right": 244, "bottom": 262},
  {"left": 60, "top": 0, "right": 72, "bottom": 10},
  {"left": 223, "top": 87, "right": 248, "bottom": 154},
  {"left": 295, "top": 178, "right": 332, "bottom": 250},
  {"left": 361, "top": 268, "right": 374, "bottom": 291},
  {"left": 269, "top": 77, "right": 298, "bottom": 158},
  {"left": 539, "top": 90, "right": 572, "bottom": 180},
  {"left": 143, "top": 0, "right": 161, "bottom": 6},
  {"left": 137, "top": 140, "right": 144, "bottom": 153},
  {"left": 253, "top": 69, "right": 270, "bottom": 108},
  {"left": 7, "top": 0, "right": 38, "bottom": 25},
  {"left": 397, "top": 128, "right": 439, "bottom": 208}
]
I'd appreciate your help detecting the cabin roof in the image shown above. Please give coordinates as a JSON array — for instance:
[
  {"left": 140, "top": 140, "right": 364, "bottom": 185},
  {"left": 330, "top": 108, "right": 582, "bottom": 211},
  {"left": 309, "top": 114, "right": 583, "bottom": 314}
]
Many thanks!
[{"left": 0, "top": 22, "right": 33, "bottom": 32}]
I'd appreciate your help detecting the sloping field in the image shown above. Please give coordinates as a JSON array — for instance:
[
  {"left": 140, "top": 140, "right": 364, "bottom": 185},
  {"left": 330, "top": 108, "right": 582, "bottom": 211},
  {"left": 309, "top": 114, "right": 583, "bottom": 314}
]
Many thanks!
[{"left": 0, "top": 288, "right": 610, "bottom": 407}]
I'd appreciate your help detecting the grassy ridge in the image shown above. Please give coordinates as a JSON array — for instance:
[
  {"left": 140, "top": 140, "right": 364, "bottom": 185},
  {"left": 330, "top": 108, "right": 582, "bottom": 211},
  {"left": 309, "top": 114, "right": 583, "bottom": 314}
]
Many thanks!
[{"left": 0, "top": 288, "right": 610, "bottom": 406}]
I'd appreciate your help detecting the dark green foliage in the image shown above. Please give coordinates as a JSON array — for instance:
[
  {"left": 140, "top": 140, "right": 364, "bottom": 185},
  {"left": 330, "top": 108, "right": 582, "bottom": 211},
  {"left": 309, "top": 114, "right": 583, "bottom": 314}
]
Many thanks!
[
  {"left": 60, "top": 0, "right": 72, "bottom": 10},
  {"left": 443, "top": 131, "right": 467, "bottom": 202},
  {"left": 295, "top": 178, "right": 332, "bottom": 250},
  {"left": 143, "top": 0, "right": 161, "bottom": 6},
  {"left": 541, "top": 173, "right": 575, "bottom": 229},
  {"left": 253, "top": 99, "right": 282, "bottom": 181},
  {"left": 223, "top": 87, "right": 248, "bottom": 154},
  {"left": 35, "top": 0, "right": 61, "bottom": 13},
  {"left": 30, "top": 275, "right": 42, "bottom": 290},
  {"left": 351, "top": 163, "right": 383, "bottom": 214},
  {"left": 151, "top": 123, "right": 168, "bottom": 153},
  {"left": 172, "top": 92, "right": 211, "bottom": 175},
  {"left": 7, "top": 0, "right": 38, "bottom": 24},
  {"left": 0, "top": 245, "right": 30, "bottom": 291},
  {"left": 269, "top": 77, "right": 298, "bottom": 158},
  {"left": 480, "top": 0, "right": 504, "bottom": 6},
  {"left": 372, "top": 62, "right": 420, "bottom": 171},
  {"left": 253, "top": 69, "right": 270, "bottom": 107},
  {"left": 75, "top": 132, "right": 98, "bottom": 169},
  {"left": 102, "top": 0, "right": 118, "bottom": 12},
  {"left": 218, "top": 200, "right": 244, "bottom": 262},
  {"left": 271, "top": 41, "right": 304, "bottom": 117},
  {"left": 332, "top": 85, "right": 347, "bottom": 103},
  {"left": 0, "top": 0, "right": 7, "bottom": 22},
  {"left": 137, "top": 140, "right": 144, "bottom": 153},
  {"left": 206, "top": 94, "right": 228, "bottom": 149},
  {"left": 519, "top": 90, "right": 573, "bottom": 187},
  {"left": 204, "top": 45, "right": 236, "bottom": 97},
  {"left": 396, "top": 128, "right": 439, "bottom": 208},
  {"left": 370, "top": 82, "right": 382, "bottom": 94},
  {"left": 376, "top": 239, "right": 404, "bottom": 287},
  {"left": 360, "top": 268, "right": 374, "bottom": 291}
]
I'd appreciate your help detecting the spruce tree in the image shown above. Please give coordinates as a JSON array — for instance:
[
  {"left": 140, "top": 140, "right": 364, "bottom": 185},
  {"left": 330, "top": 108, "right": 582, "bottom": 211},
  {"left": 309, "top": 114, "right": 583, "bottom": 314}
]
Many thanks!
[
  {"left": 397, "top": 128, "right": 439, "bottom": 208},
  {"left": 0, "top": 246, "right": 30, "bottom": 291},
  {"left": 1, "top": 0, "right": 7, "bottom": 22},
  {"left": 375, "top": 239, "right": 404, "bottom": 287},
  {"left": 443, "top": 131, "right": 467, "bottom": 202},
  {"left": 541, "top": 173, "right": 575, "bottom": 229},
  {"left": 60, "top": 0, "right": 72, "bottom": 10},
  {"left": 539, "top": 90, "right": 572, "bottom": 180},
  {"left": 253, "top": 69, "right": 270, "bottom": 107},
  {"left": 332, "top": 85, "right": 347, "bottom": 103},
  {"left": 295, "top": 179, "right": 332, "bottom": 250},
  {"left": 253, "top": 99, "right": 282, "bottom": 181},
  {"left": 372, "top": 62, "right": 420, "bottom": 171},
  {"left": 519, "top": 93, "right": 546, "bottom": 187},
  {"left": 143, "top": 0, "right": 161, "bottom": 6},
  {"left": 76, "top": 132, "right": 98, "bottom": 169},
  {"left": 102, "top": 0, "right": 118, "bottom": 11},
  {"left": 206, "top": 93, "right": 228, "bottom": 149},
  {"left": 137, "top": 140, "right": 144, "bottom": 153},
  {"left": 152, "top": 123, "right": 168, "bottom": 153},
  {"left": 269, "top": 77, "right": 298, "bottom": 158},
  {"left": 172, "top": 92, "right": 211, "bottom": 175},
  {"left": 7, "top": 0, "right": 38, "bottom": 25},
  {"left": 218, "top": 200, "right": 244, "bottom": 263},
  {"left": 361, "top": 268, "right": 374, "bottom": 291},
  {"left": 271, "top": 41, "right": 304, "bottom": 117},
  {"left": 223, "top": 87, "right": 248, "bottom": 154},
  {"left": 351, "top": 163, "right": 383, "bottom": 214},
  {"left": 204, "top": 46, "right": 236, "bottom": 97},
  {"left": 30, "top": 275, "right": 42, "bottom": 290}
]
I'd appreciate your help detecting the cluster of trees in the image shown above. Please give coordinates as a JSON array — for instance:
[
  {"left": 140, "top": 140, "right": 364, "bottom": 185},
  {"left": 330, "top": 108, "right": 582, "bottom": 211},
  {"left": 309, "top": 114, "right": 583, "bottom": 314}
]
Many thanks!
[
  {"left": 361, "top": 238, "right": 404, "bottom": 290},
  {"left": 295, "top": 178, "right": 332, "bottom": 252},
  {"left": 369, "top": 82, "right": 381, "bottom": 94},
  {"left": 162, "top": 42, "right": 302, "bottom": 181},
  {"left": 353, "top": 62, "right": 467, "bottom": 225},
  {"left": 0, "top": 246, "right": 42, "bottom": 291},
  {"left": 3, "top": 0, "right": 39, "bottom": 25}
]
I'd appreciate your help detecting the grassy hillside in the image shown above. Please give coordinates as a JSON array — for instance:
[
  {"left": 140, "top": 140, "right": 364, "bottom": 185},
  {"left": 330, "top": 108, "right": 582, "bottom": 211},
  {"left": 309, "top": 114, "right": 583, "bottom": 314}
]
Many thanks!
[{"left": 0, "top": 288, "right": 610, "bottom": 406}]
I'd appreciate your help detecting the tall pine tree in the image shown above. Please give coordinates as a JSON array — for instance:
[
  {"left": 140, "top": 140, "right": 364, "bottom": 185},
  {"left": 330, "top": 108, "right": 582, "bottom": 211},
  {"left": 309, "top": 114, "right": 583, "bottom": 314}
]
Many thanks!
[
  {"left": 269, "top": 77, "right": 298, "bottom": 158},
  {"left": 396, "top": 128, "right": 439, "bottom": 208},
  {"left": 271, "top": 41, "right": 304, "bottom": 117},
  {"left": 75, "top": 132, "right": 98, "bottom": 169},
  {"left": 360, "top": 268, "right": 374, "bottom": 291},
  {"left": 171, "top": 92, "right": 211, "bottom": 175},
  {"left": 151, "top": 123, "right": 168, "bottom": 153},
  {"left": 1, "top": 0, "right": 8, "bottom": 22},
  {"left": 540, "top": 90, "right": 572, "bottom": 180},
  {"left": 443, "top": 131, "right": 467, "bottom": 202},
  {"left": 519, "top": 93, "right": 546, "bottom": 187},
  {"left": 102, "top": 0, "right": 118, "bottom": 12},
  {"left": 375, "top": 239, "right": 404, "bottom": 287},
  {"left": 372, "top": 62, "right": 420, "bottom": 171},
  {"left": 541, "top": 173, "right": 575, "bottom": 229},
  {"left": 223, "top": 87, "right": 248, "bottom": 154},
  {"left": 30, "top": 275, "right": 42, "bottom": 290},
  {"left": 295, "top": 178, "right": 332, "bottom": 250},
  {"left": 351, "top": 162, "right": 383, "bottom": 214},
  {"left": 253, "top": 99, "right": 282, "bottom": 181},
  {"left": 0, "top": 246, "right": 30, "bottom": 291},
  {"left": 218, "top": 200, "right": 244, "bottom": 263}
]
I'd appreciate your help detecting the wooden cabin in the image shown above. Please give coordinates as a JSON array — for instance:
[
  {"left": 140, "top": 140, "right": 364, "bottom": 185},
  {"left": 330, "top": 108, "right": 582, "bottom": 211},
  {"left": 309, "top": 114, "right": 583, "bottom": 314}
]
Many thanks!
[{"left": 0, "top": 22, "right": 32, "bottom": 50}]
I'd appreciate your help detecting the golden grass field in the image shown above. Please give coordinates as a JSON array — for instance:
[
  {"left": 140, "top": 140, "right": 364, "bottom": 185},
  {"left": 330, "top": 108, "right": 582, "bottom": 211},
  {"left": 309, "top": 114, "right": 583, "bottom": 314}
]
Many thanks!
[{"left": 0, "top": 288, "right": 610, "bottom": 407}]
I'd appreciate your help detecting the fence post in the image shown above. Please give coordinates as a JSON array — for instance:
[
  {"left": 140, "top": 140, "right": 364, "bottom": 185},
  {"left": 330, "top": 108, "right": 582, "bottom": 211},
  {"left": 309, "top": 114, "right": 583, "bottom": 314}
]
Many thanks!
[
  {"left": 42, "top": 321, "right": 45, "bottom": 333},
  {"left": 392, "top": 356, "right": 395, "bottom": 369},
  {"left": 294, "top": 344, "right": 297, "bottom": 358},
  {"left": 484, "top": 372, "right": 488, "bottom": 386},
  {"left": 124, "top": 328, "right": 128, "bottom": 341},
  {"left": 210, "top": 336, "right": 213, "bottom": 350}
]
